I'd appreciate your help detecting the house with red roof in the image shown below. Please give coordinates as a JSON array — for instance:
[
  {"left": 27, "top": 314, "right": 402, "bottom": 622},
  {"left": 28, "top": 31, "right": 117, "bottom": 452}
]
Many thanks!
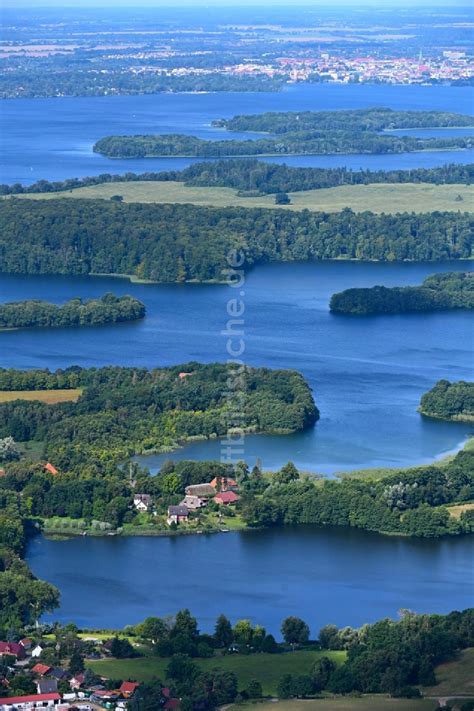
[
  {"left": 209, "top": 476, "right": 238, "bottom": 492},
  {"left": 0, "top": 692, "right": 60, "bottom": 709},
  {"left": 44, "top": 463, "right": 58, "bottom": 476},
  {"left": 0, "top": 642, "right": 26, "bottom": 660},
  {"left": 119, "top": 680, "right": 139, "bottom": 697},
  {"left": 214, "top": 491, "right": 239, "bottom": 506},
  {"left": 32, "top": 664, "right": 51, "bottom": 677}
]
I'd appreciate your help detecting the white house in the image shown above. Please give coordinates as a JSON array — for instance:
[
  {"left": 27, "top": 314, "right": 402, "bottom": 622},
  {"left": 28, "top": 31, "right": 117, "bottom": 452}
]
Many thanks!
[
  {"left": 31, "top": 645, "right": 44, "bottom": 658},
  {"left": 0, "top": 693, "right": 61, "bottom": 710},
  {"left": 133, "top": 494, "right": 152, "bottom": 512}
]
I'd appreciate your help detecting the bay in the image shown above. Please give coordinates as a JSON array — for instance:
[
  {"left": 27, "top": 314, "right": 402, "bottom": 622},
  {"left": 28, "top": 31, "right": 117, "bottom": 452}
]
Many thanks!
[
  {"left": 2, "top": 83, "right": 474, "bottom": 184},
  {"left": 1, "top": 260, "right": 472, "bottom": 474}
]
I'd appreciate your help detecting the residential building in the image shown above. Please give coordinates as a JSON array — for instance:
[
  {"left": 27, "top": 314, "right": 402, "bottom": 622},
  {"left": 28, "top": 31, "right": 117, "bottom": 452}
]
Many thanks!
[
  {"left": 184, "top": 483, "right": 215, "bottom": 498},
  {"left": 0, "top": 693, "right": 61, "bottom": 710},
  {"left": 133, "top": 494, "right": 152, "bottom": 512},
  {"left": 31, "top": 646, "right": 44, "bottom": 659},
  {"left": 209, "top": 476, "right": 238, "bottom": 492},
  {"left": 180, "top": 494, "right": 206, "bottom": 510},
  {"left": 36, "top": 680, "right": 58, "bottom": 696},
  {"left": 214, "top": 491, "right": 239, "bottom": 506},
  {"left": 119, "top": 681, "right": 139, "bottom": 697},
  {"left": 167, "top": 505, "right": 189, "bottom": 525},
  {"left": 0, "top": 642, "right": 26, "bottom": 660}
]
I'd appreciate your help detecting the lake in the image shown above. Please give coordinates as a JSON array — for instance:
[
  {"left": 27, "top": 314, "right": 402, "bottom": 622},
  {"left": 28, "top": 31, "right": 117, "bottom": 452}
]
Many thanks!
[
  {"left": 5, "top": 81, "right": 474, "bottom": 632},
  {"left": 26, "top": 527, "right": 474, "bottom": 634},
  {"left": 1, "top": 261, "right": 472, "bottom": 474},
  {"left": 1, "top": 82, "right": 474, "bottom": 184}
]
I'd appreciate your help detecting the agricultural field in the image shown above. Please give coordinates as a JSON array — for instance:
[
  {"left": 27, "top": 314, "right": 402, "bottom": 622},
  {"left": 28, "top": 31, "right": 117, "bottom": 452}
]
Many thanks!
[
  {"left": 88, "top": 650, "right": 346, "bottom": 696},
  {"left": 14, "top": 181, "right": 474, "bottom": 214},
  {"left": 0, "top": 388, "right": 82, "bottom": 404},
  {"left": 447, "top": 502, "right": 474, "bottom": 519},
  {"left": 421, "top": 648, "right": 474, "bottom": 697}
]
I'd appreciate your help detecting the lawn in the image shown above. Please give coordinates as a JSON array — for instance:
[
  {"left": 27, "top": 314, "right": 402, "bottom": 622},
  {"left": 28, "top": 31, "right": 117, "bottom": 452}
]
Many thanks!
[
  {"left": 230, "top": 699, "right": 437, "bottom": 711},
  {"left": 0, "top": 388, "right": 82, "bottom": 404},
  {"left": 421, "top": 648, "right": 474, "bottom": 697},
  {"left": 88, "top": 650, "right": 346, "bottom": 696},
  {"left": 446, "top": 502, "right": 474, "bottom": 519},
  {"left": 14, "top": 181, "right": 474, "bottom": 214}
]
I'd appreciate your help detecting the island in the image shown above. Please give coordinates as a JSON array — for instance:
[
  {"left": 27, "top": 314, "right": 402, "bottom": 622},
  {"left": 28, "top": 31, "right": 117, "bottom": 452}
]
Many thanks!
[
  {"left": 93, "top": 108, "right": 474, "bottom": 158},
  {"left": 0, "top": 293, "right": 146, "bottom": 330},
  {"left": 329, "top": 272, "right": 474, "bottom": 315},
  {"left": 1, "top": 200, "right": 472, "bottom": 283},
  {"left": 419, "top": 379, "right": 474, "bottom": 422}
]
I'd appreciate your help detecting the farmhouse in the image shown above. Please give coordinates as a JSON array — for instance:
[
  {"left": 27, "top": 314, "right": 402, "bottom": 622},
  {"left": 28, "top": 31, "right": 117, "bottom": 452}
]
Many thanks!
[
  {"left": 0, "top": 642, "right": 26, "bottom": 660},
  {"left": 180, "top": 494, "right": 206, "bottom": 510},
  {"left": 209, "top": 476, "right": 238, "bottom": 492},
  {"left": 133, "top": 493, "right": 152, "bottom": 512},
  {"left": 185, "top": 483, "right": 215, "bottom": 499},
  {"left": 167, "top": 505, "right": 189, "bottom": 525},
  {"left": 214, "top": 491, "right": 240, "bottom": 506},
  {"left": 0, "top": 693, "right": 61, "bottom": 710}
]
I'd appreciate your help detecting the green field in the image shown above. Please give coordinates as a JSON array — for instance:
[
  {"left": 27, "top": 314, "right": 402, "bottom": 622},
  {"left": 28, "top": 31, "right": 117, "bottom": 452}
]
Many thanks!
[
  {"left": 421, "top": 648, "right": 474, "bottom": 697},
  {"left": 14, "top": 181, "right": 474, "bottom": 214},
  {"left": 88, "top": 650, "right": 346, "bottom": 695},
  {"left": 0, "top": 388, "right": 82, "bottom": 404},
  {"left": 230, "top": 699, "right": 437, "bottom": 711}
]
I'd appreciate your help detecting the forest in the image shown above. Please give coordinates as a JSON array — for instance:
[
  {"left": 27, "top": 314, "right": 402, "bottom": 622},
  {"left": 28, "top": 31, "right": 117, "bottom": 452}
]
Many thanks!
[
  {"left": 330, "top": 271, "right": 474, "bottom": 315},
  {"left": 420, "top": 380, "right": 474, "bottom": 422},
  {"left": 0, "top": 293, "right": 145, "bottom": 330},
  {"left": 0, "top": 363, "right": 318, "bottom": 470},
  {"left": 2, "top": 161, "right": 472, "bottom": 196},
  {"left": 0, "top": 200, "right": 472, "bottom": 283},
  {"left": 93, "top": 108, "right": 474, "bottom": 158}
]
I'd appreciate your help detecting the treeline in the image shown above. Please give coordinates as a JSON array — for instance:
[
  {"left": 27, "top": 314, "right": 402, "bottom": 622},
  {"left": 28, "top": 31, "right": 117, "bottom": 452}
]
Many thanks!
[
  {"left": 1, "top": 200, "right": 472, "bottom": 283},
  {"left": 132, "top": 607, "right": 474, "bottom": 708},
  {"left": 2, "top": 161, "right": 473, "bottom": 196},
  {"left": 1, "top": 71, "right": 283, "bottom": 100},
  {"left": 241, "top": 449, "right": 474, "bottom": 538},
  {"left": 0, "top": 363, "right": 318, "bottom": 470},
  {"left": 330, "top": 271, "right": 474, "bottom": 315},
  {"left": 420, "top": 380, "right": 474, "bottom": 422},
  {"left": 93, "top": 108, "right": 474, "bottom": 158},
  {"left": 0, "top": 293, "right": 145, "bottom": 330}
]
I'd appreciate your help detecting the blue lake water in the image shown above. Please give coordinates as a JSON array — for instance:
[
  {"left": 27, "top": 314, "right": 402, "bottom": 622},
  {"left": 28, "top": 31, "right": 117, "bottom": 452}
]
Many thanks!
[
  {"left": 1, "top": 261, "right": 472, "bottom": 474},
  {"left": 5, "top": 81, "right": 474, "bottom": 630},
  {"left": 27, "top": 526, "right": 474, "bottom": 633},
  {"left": 1, "top": 83, "right": 474, "bottom": 184}
]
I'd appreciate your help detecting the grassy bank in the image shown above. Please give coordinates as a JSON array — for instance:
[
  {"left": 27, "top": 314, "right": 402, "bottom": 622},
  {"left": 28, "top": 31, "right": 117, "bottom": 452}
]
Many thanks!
[
  {"left": 0, "top": 388, "right": 82, "bottom": 404},
  {"left": 13, "top": 181, "right": 474, "bottom": 214},
  {"left": 230, "top": 699, "right": 437, "bottom": 711},
  {"left": 88, "top": 650, "right": 346, "bottom": 695}
]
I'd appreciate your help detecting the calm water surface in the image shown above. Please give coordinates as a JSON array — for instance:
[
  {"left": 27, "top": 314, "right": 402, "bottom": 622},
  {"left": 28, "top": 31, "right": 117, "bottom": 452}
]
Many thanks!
[
  {"left": 26, "top": 527, "right": 474, "bottom": 633},
  {"left": 2, "top": 83, "right": 474, "bottom": 184},
  {"left": 5, "top": 83, "right": 474, "bottom": 629},
  {"left": 1, "top": 261, "right": 472, "bottom": 474}
]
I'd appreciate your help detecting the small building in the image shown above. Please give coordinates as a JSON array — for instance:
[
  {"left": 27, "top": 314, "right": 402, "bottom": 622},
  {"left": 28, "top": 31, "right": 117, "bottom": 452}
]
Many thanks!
[
  {"left": 178, "top": 372, "right": 193, "bottom": 379},
  {"left": 119, "top": 680, "right": 139, "bottom": 697},
  {"left": 0, "top": 642, "right": 26, "bottom": 660},
  {"left": 32, "top": 664, "right": 51, "bottom": 677},
  {"left": 69, "top": 673, "right": 84, "bottom": 690},
  {"left": 31, "top": 645, "right": 44, "bottom": 659},
  {"left": 167, "top": 505, "right": 189, "bottom": 526},
  {"left": 214, "top": 491, "right": 239, "bottom": 506},
  {"left": 209, "top": 476, "right": 238, "bottom": 492},
  {"left": 48, "top": 668, "right": 67, "bottom": 681},
  {"left": 185, "top": 483, "right": 215, "bottom": 499},
  {"left": 180, "top": 494, "right": 206, "bottom": 510},
  {"left": 44, "top": 463, "right": 59, "bottom": 476},
  {"left": 19, "top": 639, "right": 32, "bottom": 651},
  {"left": 36, "top": 679, "right": 58, "bottom": 695},
  {"left": 133, "top": 494, "right": 152, "bottom": 512},
  {"left": 0, "top": 693, "right": 61, "bottom": 710}
]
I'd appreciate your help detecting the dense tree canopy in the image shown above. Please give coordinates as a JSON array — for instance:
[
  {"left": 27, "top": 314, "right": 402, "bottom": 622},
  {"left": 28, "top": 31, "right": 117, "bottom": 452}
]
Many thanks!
[
  {"left": 93, "top": 108, "right": 474, "bottom": 158},
  {"left": 330, "top": 271, "right": 474, "bottom": 314},
  {"left": 0, "top": 293, "right": 145, "bottom": 329},
  {"left": 0, "top": 200, "right": 472, "bottom": 284},
  {"left": 420, "top": 380, "right": 474, "bottom": 422}
]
